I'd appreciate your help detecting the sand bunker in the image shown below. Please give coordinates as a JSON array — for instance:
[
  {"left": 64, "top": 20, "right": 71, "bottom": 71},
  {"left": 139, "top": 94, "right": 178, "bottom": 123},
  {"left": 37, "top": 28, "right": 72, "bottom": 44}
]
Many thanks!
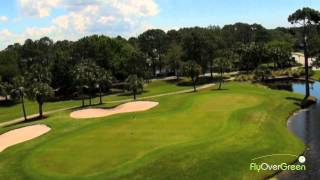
[
  {"left": 0, "top": 124, "right": 51, "bottom": 152},
  {"left": 70, "top": 101, "right": 159, "bottom": 119}
]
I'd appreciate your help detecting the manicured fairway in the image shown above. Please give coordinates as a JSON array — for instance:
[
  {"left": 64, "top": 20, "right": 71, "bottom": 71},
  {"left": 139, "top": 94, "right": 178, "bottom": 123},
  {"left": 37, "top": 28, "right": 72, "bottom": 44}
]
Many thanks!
[
  {"left": 0, "top": 79, "right": 191, "bottom": 123},
  {"left": 0, "top": 82, "right": 304, "bottom": 179}
]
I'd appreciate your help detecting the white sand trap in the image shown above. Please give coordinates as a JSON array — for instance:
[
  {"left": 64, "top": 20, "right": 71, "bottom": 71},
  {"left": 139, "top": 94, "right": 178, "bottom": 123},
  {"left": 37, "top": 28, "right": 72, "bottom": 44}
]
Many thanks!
[
  {"left": 0, "top": 124, "right": 50, "bottom": 152},
  {"left": 70, "top": 101, "right": 159, "bottom": 119}
]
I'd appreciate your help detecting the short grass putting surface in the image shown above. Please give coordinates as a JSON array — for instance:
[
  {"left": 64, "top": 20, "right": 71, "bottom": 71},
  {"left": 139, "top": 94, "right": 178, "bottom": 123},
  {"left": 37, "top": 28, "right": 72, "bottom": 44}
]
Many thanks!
[{"left": 0, "top": 82, "right": 304, "bottom": 179}]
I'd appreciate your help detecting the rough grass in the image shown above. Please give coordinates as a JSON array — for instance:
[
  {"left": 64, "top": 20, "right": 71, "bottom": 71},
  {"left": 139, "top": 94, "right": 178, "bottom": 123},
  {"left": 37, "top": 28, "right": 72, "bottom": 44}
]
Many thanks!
[
  {"left": 311, "top": 70, "right": 320, "bottom": 81},
  {"left": 0, "top": 79, "right": 192, "bottom": 123},
  {"left": 0, "top": 82, "right": 305, "bottom": 179}
]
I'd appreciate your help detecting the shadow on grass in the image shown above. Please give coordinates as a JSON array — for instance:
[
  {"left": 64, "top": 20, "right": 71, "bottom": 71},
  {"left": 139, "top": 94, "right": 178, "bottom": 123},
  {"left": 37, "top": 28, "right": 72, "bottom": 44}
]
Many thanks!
[
  {"left": 177, "top": 77, "right": 215, "bottom": 87},
  {"left": 165, "top": 76, "right": 215, "bottom": 87},
  {"left": 211, "top": 88, "right": 229, "bottom": 91},
  {"left": 117, "top": 90, "right": 149, "bottom": 97},
  {"left": 286, "top": 97, "right": 303, "bottom": 106},
  {"left": 164, "top": 78, "right": 186, "bottom": 84},
  {"left": 6, "top": 115, "right": 49, "bottom": 128},
  {"left": 262, "top": 82, "right": 293, "bottom": 91},
  {"left": 0, "top": 100, "right": 19, "bottom": 107},
  {"left": 89, "top": 103, "right": 123, "bottom": 110},
  {"left": 71, "top": 101, "right": 128, "bottom": 111}
]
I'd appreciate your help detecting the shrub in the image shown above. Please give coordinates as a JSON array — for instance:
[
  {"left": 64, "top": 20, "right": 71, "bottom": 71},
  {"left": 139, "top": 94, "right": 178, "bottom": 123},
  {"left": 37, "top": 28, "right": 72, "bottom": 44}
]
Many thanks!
[{"left": 234, "top": 74, "right": 255, "bottom": 82}]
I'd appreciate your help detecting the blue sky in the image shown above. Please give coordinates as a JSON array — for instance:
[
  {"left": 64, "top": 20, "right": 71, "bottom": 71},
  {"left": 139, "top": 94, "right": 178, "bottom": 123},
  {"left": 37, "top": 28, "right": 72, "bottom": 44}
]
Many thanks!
[
  {"left": 0, "top": 0, "right": 319, "bottom": 49},
  {"left": 152, "top": 0, "right": 320, "bottom": 29}
]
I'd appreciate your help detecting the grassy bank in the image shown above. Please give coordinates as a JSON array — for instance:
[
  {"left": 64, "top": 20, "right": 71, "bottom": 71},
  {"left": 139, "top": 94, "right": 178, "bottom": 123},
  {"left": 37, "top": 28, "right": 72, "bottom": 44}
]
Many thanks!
[{"left": 311, "top": 70, "right": 320, "bottom": 81}]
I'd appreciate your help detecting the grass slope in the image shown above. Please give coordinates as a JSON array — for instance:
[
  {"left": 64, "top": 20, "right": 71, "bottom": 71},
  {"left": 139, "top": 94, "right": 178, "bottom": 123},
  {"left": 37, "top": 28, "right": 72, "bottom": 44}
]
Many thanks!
[
  {"left": 0, "top": 79, "right": 190, "bottom": 123},
  {"left": 0, "top": 82, "right": 304, "bottom": 179},
  {"left": 311, "top": 70, "right": 320, "bottom": 81}
]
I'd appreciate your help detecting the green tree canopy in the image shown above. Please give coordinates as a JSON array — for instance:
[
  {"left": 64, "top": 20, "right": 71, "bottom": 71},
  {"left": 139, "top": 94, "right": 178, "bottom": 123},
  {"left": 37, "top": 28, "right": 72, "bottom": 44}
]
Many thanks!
[
  {"left": 165, "top": 42, "right": 183, "bottom": 79},
  {"left": 0, "top": 49, "right": 20, "bottom": 82},
  {"left": 138, "top": 29, "right": 168, "bottom": 76},
  {"left": 182, "top": 61, "right": 202, "bottom": 92},
  {"left": 0, "top": 79, "right": 13, "bottom": 102},
  {"left": 126, "top": 74, "right": 144, "bottom": 100},
  {"left": 288, "top": 7, "right": 320, "bottom": 99},
  {"left": 95, "top": 66, "right": 112, "bottom": 104},
  {"left": 26, "top": 64, "right": 53, "bottom": 118}
]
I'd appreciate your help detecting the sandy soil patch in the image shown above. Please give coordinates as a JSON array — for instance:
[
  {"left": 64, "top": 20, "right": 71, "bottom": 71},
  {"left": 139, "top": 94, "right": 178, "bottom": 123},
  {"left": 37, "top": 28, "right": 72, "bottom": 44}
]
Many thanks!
[
  {"left": 70, "top": 101, "right": 159, "bottom": 119},
  {"left": 0, "top": 124, "right": 51, "bottom": 152}
]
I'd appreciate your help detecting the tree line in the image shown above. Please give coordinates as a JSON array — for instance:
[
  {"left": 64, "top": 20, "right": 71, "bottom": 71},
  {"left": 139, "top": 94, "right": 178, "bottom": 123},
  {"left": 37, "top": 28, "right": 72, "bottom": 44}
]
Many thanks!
[{"left": 1, "top": 7, "right": 320, "bottom": 118}]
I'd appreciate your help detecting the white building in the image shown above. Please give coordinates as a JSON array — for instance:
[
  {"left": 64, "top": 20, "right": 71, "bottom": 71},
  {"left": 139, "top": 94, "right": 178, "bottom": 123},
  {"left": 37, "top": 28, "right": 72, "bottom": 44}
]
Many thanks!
[{"left": 292, "top": 52, "right": 318, "bottom": 70}]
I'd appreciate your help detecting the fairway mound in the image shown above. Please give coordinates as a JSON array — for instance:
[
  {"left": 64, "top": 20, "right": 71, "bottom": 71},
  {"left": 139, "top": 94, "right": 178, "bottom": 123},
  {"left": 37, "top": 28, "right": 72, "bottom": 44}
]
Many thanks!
[
  {"left": 0, "top": 124, "right": 50, "bottom": 152},
  {"left": 70, "top": 101, "right": 159, "bottom": 119}
]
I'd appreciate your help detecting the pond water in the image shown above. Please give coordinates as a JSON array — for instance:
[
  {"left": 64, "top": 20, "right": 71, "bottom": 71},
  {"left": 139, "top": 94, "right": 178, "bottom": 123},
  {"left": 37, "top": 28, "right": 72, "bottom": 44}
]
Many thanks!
[
  {"left": 276, "top": 81, "right": 320, "bottom": 179},
  {"left": 288, "top": 82, "right": 320, "bottom": 142}
]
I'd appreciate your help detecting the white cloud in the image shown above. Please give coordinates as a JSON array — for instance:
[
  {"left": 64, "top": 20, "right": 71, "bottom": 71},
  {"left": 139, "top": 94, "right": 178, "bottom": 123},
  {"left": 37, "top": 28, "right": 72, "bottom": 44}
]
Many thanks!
[
  {"left": 82, "top": 5, "right": 100, "bottom": 15},
  {"left": 53, "top": 13, "right": 91, "bottom": 33},
  {"left": 17, "top": 0, "right": 60, "bottom": 17},
  {"left": 17, "top": 0, "right": 159, "bottom": 18},
  {"left": 0, "top": 29, "right": 22, "bottom": 50},
  {"left": 25, "top": 27, "right": 54, "bottom": 37},
  {"left": 0, "top": 29, "right": 12, "bottom": 36},
  {"left": 68, "top": 12, "right": 91, "bottom": 33},
  {"left": 98, "top": 16, "right": 116, "bottom": 25},
  {"left": 0, "top": 16, "right": 8, "bottom": 22},
  {"left": 52, "top": 15, "right": 69, "bottom": 29},
  {"left": 143, "top": 24, "right": 155, "bottom": 31},
  {"left": 49, "top": 0, "right": 159, "bottom": 35},
  {"left": 0, "top": 0, "right": 160, "bottom": 49},
  {"left": 109, "top": 0, "right": 159, "bottom": 17}
]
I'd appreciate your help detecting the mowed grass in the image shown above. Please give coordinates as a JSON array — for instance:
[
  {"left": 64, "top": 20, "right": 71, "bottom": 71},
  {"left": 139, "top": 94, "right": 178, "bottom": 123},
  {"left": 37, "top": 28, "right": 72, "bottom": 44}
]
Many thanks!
[
  {"left": 0, "top": 82, "right": 304, "bottom": 179},
  {"left": 0, "top": 79, "right": 192, "bottom": 123}
]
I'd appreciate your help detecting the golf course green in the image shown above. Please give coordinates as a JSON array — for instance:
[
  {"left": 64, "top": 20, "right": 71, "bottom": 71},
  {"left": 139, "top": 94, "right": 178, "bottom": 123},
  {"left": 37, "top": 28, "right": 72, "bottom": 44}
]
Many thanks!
[{"left": 0, "top": 82, "right": 305, "bottom": 179}]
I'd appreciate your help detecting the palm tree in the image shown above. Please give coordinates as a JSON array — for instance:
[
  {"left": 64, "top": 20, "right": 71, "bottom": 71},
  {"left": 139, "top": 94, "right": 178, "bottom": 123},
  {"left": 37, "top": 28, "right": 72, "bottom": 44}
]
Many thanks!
[
  {"left": 12, "top": 76, "right": 27, "bottom": 121},
  {"left": 288, "top": 8, "right": 320, "bottom": 99},
  {"left": 126, "top": 74, "right": 144, "bottom": 100},
  {"left": 95, "top": 67, "right": 112, "bottom": 104},
  {"left": 26, "top": 64, "right": 53, "bottom": 118},
  {"left": 73, "top": 60, "right": 91, "bottom": 107},
  {"left": 214, "top": 57, "right": 232, "bottom": 90}
]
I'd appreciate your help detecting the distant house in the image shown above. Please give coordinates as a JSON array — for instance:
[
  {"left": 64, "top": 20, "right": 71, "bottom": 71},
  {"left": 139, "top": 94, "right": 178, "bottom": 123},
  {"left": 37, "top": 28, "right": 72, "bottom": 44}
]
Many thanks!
[{"left": 292, "top": 52, "right": 318, "bottom": 70}]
